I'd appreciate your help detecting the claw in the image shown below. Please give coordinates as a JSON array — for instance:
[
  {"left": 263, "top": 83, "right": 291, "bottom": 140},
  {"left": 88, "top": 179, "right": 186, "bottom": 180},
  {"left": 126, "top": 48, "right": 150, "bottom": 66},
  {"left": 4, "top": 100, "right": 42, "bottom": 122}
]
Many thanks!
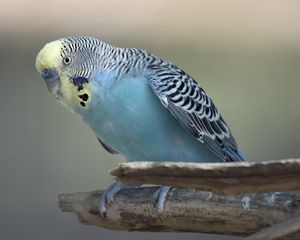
[
  {"left": 99, "top": 182, "right": 140, "bottom": 219},
  {"left": 99, "top": 193, "right": 107, "bottom": 219},
  {"left": 153, "top": 186, "right": 172, "bottom": 215}
]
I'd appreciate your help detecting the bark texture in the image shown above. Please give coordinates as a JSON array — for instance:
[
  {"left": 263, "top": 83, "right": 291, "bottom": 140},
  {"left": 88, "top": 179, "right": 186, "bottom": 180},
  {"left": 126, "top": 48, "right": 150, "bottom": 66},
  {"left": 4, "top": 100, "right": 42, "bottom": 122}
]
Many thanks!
[
  {"left": 110, "top": 159, "right": 300, "bottom": 194},
  {"left": 59, "top": 188, "right": 300, "bottom": 239},
  {"left": 59, "top": 159, "right": 300, "bottom": 239}
]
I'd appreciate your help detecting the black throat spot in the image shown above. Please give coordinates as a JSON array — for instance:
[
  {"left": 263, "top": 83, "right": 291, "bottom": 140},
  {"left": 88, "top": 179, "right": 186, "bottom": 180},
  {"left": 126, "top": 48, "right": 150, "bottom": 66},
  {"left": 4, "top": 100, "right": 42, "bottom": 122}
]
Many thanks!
[{"left": 79, "top": 93, "right": 89, "bottom": 102}]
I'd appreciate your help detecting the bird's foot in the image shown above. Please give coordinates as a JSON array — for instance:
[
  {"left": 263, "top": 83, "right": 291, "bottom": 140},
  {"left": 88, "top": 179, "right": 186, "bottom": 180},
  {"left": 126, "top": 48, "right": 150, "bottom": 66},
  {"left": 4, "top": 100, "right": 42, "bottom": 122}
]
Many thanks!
[
  {"left": 153, "top": 186, "right": 172, "bottom": 215},
  {"left": 99, "top": 183, "right": 172, "bottom": 218},
  {"left": 99, "top": 182, "right": 140, "bottom": 219}
]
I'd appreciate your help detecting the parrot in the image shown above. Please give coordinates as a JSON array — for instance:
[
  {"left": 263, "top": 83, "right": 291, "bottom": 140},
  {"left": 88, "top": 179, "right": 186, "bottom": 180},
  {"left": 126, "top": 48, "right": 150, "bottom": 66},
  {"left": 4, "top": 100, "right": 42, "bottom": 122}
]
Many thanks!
[{"left": 35, "top": 36, "right": 244, "bottom": 218}]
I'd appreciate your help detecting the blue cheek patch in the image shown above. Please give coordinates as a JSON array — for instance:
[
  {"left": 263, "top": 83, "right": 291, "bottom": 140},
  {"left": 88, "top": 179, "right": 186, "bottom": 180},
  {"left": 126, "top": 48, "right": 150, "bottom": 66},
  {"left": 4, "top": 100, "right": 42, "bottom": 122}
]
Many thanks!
[{"left": 71, "top": 77, "right": 89, "bottom": 91}]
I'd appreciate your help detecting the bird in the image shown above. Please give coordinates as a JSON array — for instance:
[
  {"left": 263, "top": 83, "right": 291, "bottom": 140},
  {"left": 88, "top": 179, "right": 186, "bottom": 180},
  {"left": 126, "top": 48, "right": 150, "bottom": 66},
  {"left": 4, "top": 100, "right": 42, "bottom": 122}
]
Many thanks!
[{"left": 36, "top": 36, "right": 244, "bottom": 218}]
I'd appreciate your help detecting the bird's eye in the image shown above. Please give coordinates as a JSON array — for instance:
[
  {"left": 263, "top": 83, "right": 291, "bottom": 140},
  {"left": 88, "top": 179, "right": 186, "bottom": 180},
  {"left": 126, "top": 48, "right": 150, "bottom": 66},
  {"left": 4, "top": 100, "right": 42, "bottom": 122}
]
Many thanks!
[{"left": 63, "top": 56, "right": 72, "bottom": 65}]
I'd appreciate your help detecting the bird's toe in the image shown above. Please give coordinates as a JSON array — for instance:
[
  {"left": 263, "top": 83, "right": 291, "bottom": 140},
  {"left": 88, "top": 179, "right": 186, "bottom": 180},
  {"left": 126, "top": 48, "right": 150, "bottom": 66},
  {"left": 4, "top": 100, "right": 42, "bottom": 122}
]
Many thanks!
[{"left": 153, "top": 186, "right": 172, "bottom": 215}]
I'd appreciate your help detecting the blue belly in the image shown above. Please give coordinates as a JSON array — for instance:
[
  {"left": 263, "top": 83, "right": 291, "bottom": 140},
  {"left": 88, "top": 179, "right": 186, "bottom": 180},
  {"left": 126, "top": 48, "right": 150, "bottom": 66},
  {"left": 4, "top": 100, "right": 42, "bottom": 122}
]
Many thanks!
[{"left": 81, "top": 74, "right": 219, "bottom": 163}]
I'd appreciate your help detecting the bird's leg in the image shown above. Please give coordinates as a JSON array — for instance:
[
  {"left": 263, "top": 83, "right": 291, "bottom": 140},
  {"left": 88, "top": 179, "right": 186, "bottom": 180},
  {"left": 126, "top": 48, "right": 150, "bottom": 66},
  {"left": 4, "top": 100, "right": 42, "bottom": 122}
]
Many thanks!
[
  {"left": 153, "top": 186, "right": 172, "bottom": 215},
  {"left": 99, "top": 182, "right": 140, "bottom": 219}
]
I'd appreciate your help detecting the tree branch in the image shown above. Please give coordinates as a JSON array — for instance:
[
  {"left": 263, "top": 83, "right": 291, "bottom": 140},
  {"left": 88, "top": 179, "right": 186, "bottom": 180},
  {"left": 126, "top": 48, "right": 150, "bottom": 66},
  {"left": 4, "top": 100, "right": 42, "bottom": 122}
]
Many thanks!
[
  {"left": 59, "top": 188, "right": 300, "bottom": 240},
  {"left": 59, "top": 159, "right": 300, "bottom": 239},
  {"left": 110, "top": 159, "right": 300, "bottom": 194}
]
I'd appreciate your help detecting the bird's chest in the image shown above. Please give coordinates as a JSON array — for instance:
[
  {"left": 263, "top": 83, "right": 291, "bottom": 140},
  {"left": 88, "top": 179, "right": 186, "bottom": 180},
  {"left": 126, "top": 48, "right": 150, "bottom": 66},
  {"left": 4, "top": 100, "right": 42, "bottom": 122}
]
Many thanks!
[{"left": 82, "top": 76, "right": 161, "bottom": 151}]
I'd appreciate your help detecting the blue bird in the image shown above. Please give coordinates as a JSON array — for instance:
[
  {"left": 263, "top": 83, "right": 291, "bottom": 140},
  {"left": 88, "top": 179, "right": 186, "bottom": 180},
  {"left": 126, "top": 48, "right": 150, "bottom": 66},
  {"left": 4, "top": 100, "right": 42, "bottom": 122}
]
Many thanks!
[{"left": 36, "top": 36, "right": 244, "bottom": 217}]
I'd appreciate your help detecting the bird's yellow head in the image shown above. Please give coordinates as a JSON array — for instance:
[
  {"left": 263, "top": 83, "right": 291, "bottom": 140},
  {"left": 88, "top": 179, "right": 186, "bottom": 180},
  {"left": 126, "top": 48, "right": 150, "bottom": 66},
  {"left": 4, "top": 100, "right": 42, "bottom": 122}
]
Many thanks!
[{"left": 36, "top": 37, "right": 100, "bottom": 111}]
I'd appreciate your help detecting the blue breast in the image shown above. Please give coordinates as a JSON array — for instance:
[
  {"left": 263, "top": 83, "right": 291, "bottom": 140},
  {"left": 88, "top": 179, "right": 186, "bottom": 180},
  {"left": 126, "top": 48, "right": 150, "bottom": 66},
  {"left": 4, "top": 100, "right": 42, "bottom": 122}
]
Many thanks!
[{"left": 81, "top": 72, "right": 219, "bottom": 163}]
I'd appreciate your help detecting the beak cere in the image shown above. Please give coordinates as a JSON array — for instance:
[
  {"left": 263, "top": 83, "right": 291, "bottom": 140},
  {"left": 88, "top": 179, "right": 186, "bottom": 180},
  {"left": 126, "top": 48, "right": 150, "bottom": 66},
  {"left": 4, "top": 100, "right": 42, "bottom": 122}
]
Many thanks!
[{"left": 41, "top": 69, "right": 60, "bottom": 96}]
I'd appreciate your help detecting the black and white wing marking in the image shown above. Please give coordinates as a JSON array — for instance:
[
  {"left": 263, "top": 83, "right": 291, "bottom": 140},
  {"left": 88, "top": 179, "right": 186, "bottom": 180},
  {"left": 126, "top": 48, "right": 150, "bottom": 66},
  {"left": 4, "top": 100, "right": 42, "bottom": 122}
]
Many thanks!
[{"left": 147, "top": 63, "right": 244, "bottom": 162}]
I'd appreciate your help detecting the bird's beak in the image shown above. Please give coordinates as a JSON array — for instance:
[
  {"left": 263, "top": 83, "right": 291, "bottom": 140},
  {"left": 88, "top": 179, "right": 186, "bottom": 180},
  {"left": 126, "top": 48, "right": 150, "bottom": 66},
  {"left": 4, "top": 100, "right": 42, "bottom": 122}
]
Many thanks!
[{"left": 41, "top": 69, "right": 60, "bottom": 96}]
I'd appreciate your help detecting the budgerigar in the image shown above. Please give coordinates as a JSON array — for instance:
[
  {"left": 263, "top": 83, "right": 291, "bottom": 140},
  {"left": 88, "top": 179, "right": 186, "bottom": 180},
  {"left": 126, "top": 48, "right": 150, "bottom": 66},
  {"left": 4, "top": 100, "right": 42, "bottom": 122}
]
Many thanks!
[{"left": 36, "top": 36, "right": 244, "bottom": 217}]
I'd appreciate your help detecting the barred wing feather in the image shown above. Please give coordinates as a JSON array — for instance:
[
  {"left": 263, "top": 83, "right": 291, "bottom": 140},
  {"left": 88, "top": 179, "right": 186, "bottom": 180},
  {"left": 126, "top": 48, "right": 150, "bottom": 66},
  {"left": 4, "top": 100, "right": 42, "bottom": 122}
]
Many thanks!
[{"left": 147, "top": 63, "right": 244, "bottom": 162}]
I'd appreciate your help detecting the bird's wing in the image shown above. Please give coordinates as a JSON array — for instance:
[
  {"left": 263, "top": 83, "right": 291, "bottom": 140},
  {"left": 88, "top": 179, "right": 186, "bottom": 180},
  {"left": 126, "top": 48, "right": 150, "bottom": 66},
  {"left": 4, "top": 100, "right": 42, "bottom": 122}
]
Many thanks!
[
  {"left": 147, "top": 62, "right": 244, "bottom": 162},
  {"left": 97, "top": 138, "right": 119, "bottom": 154}
]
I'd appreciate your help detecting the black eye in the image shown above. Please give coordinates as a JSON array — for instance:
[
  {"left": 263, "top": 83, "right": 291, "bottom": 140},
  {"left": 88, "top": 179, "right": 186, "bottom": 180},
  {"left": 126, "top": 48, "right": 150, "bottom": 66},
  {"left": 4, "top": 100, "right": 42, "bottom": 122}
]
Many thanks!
[{"left": 63, "top": 56, "right": 71, "bottom": 65}]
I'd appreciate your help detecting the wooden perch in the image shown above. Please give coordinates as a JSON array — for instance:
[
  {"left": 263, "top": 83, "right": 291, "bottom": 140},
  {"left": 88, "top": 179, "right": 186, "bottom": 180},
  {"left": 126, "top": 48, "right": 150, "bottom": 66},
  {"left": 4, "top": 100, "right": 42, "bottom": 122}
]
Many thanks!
[
  {"left": 59, "top": 159, "right": 300, "bottom": 239},
  {"left": 59, "top": 188, "right": 300, "bottom": 240},
  {"left": 110, "top": 159, "right": 300, "bottom": 194}
]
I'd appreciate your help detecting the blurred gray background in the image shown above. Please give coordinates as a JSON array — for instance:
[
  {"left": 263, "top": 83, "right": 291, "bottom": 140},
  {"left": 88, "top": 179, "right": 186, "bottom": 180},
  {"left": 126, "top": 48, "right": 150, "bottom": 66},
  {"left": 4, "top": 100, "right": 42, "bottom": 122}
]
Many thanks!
[{"left": 1, "top": 0, "right": 299, "bottom": 239}]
